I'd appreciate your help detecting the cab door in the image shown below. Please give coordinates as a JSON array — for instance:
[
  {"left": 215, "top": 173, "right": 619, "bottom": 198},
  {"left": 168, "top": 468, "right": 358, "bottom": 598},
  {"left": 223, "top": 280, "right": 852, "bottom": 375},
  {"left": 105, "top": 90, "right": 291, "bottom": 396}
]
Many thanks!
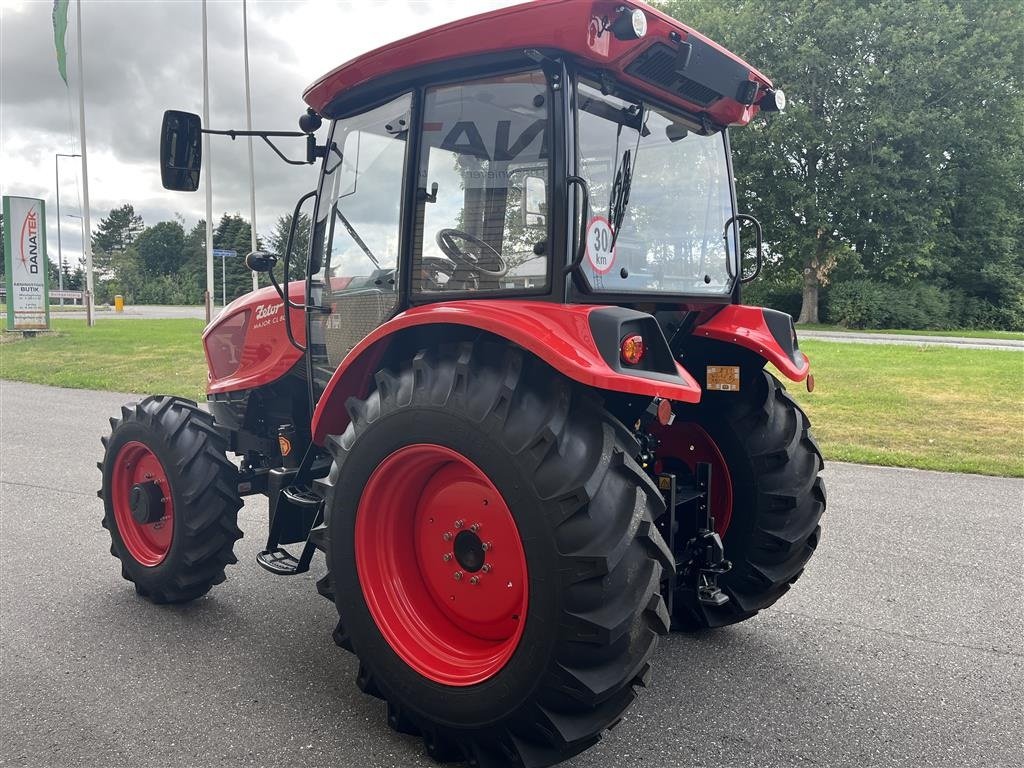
[{"left": 307, "top": 93, "right": 412, "bottom": 393}]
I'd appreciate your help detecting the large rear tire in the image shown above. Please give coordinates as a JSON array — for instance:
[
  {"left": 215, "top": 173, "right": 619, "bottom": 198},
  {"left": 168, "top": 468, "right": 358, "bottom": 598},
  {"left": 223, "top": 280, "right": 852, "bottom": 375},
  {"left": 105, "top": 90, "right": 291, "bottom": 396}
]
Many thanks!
[
  {"left": 318, "top": 342, "right": 672, "bottom": 768},
  {"left": 99, "top": 396, "right": 243, "bottom": 604},
  {"left": 664, "top": 370, "right": 826, "bottom": 630}
]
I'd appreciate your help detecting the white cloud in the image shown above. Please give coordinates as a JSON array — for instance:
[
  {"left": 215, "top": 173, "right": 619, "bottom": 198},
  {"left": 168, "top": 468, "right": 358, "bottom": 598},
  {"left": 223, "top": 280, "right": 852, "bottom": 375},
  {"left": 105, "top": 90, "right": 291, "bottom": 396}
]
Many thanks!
[{"left": 0, "top": 0, "right": 520, "bottom": 271}]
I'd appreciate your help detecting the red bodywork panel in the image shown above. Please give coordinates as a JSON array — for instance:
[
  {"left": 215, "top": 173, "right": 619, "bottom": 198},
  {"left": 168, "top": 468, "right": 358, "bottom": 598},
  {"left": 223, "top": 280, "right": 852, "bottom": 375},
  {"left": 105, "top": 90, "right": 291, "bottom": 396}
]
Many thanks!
[
  {"left": 303, "top": 0, "right": 771, "bottom": 128},
  {"left": 203, "top": 282, "right": 306, "bottom": 395},
  {"left": 310, "top": 300, "right": 701, "bottom": 446},
  {"left": 694, "top": 304, "right": 809, "bottom": 382}
]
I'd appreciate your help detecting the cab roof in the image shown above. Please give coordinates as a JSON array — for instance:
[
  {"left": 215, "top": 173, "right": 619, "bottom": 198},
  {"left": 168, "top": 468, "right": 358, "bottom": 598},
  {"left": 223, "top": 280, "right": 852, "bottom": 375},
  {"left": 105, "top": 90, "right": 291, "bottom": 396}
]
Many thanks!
[{"left": 303, "top": 0, "right": 772, "bottom": 127}]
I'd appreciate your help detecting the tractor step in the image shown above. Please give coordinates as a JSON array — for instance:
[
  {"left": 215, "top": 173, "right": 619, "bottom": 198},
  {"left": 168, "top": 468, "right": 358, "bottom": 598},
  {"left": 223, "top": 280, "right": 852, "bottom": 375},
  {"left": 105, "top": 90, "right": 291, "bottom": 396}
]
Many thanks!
[
  {"left": 256, "top": 546, "right": 309, "bottom": 575},
  {"left": 282, "top": 484, "right": 322, "bottom": 510}
]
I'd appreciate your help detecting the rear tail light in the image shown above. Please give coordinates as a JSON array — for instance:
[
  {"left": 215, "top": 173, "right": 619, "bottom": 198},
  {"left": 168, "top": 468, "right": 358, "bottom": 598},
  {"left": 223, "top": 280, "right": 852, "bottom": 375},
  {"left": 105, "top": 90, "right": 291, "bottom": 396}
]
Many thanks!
[{"left": 620, "top": 334, "right": 645, "bottom": 365}]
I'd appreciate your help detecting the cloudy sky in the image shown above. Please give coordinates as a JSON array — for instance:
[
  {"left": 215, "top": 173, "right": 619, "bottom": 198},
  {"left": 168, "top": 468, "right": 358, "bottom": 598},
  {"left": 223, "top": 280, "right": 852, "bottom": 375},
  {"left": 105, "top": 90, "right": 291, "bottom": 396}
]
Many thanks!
[{"left": 0, "top": 0, "right": 520, "bottom": 269}]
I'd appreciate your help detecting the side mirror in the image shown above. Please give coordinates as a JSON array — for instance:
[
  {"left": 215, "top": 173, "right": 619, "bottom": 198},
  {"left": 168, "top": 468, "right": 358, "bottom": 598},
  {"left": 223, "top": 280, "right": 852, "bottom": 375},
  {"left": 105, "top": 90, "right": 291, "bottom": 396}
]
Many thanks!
[
  {"left": 160, "top": 110, "right": 202, "bottom": 191},
  {"left": 522, "top": 175, "right": 547, "bottom": 228},
  {"left": 245, "top": 251, "right": 278, "bottom": 273}
]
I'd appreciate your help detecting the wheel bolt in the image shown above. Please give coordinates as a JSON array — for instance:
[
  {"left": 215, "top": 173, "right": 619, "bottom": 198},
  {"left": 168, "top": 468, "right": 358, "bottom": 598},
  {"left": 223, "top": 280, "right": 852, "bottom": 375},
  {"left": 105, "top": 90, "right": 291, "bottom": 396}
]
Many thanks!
[
  {"left": 481, "top": 564, "right": 492, "bottom": 573},
  {"left": 469, "top": 576, "right": 480, "bottom": 585},
  {"left": 482, "top": 541, "right": 493, "bottom": 552},
  {"left": 443, "top": 553, "right": 452, "bottom": 562},
  {"left": 454, "top": 519, "right": 465, "bottom": 529},
  {"left": 454, "top": 571, "right": 464, "bottom": 581},
  {"left": 470, "top": 522, "right": 481, "bottom": 532},
  {"left": 442, "top": 532, "right": 453, "bottom": 542}
]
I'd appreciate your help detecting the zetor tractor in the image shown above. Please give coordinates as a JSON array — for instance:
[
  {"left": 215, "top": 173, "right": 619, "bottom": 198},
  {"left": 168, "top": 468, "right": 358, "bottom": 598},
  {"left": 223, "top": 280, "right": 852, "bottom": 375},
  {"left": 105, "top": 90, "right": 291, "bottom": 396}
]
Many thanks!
[{"left": 99, "top": 2, "right": 824, "bottom": 766}]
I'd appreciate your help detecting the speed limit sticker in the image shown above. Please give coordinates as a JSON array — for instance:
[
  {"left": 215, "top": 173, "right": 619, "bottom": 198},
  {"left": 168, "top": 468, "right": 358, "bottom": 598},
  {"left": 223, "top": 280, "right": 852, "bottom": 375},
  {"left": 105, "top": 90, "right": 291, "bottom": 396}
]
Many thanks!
[{"left": 585, "top": 216, "right": 616, "bottom": 274}]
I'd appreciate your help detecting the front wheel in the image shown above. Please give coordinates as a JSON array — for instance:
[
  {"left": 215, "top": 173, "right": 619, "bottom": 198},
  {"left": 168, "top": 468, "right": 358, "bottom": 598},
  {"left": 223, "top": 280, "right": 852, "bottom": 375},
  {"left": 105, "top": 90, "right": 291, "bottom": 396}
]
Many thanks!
[
  {"left": 660, "top": 370, "right": 826, "bottom": 630},
  {"left": 98, "top": 396, "right": 243, "bottom": 604},
  {"left": 318, "top": 342, "right": 672, "bottom": 767}
]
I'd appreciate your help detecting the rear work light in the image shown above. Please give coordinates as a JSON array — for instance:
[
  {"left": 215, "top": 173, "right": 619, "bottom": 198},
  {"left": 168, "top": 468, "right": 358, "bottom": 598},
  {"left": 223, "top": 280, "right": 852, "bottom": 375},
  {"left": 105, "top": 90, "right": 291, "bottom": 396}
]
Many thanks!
[{"left": 620, "top": 334, "right": 645, "bottom": 365}]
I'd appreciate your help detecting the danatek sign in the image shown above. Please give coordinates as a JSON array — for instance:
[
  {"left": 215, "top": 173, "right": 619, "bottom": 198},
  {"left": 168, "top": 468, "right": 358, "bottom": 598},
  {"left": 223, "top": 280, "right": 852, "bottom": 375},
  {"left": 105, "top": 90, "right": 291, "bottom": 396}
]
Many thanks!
[{"left": 3, "top": 196, "right": 51, "bottom": 331}]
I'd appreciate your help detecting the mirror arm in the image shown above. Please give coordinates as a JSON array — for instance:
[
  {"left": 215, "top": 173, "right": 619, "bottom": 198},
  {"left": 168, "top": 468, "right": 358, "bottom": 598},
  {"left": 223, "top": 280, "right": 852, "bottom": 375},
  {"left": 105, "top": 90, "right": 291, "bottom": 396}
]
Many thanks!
[
  {"left": 200, "top": 128, "right": 323, "bottom": 166},
  {"left": 260, "top": 135, "right": 313, "bottom": 166}
]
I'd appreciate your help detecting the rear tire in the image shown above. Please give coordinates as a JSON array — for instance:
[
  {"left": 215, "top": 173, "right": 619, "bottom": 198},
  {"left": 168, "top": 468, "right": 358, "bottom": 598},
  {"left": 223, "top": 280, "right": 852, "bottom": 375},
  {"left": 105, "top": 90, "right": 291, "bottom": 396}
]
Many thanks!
[
  {"left": 667, "top": 370, "right": 826, "bottom": 630},
  {"left": 318, "top": 342, "right": 672, "bottom": 768},
  {"left": 99, "top": 396, "right": 243, "bottom": 604}
]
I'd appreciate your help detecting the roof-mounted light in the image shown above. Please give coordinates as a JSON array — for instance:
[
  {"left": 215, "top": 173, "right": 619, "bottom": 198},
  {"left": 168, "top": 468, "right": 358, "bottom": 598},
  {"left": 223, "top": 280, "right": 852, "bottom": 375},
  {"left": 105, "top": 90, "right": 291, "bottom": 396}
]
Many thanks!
[
  {"left": 611, "top": 8, "right": 647, "bottom": 41},
  {"left": 759, "top": 88, "right": 786, "bottom": 112}
]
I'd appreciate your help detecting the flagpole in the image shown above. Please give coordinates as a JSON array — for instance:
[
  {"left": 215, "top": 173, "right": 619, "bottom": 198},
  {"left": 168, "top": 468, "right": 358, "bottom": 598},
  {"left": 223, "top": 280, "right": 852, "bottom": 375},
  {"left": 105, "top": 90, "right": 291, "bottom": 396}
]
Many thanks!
[
  {"left": 243, "top": 0, "right": 258, "bottom": 292},
  {"left": 202, "top": 0, "right": 214, "bottom": 322},
  {"left": 75, "top": 0, "right": 94, "bottom": 326}
]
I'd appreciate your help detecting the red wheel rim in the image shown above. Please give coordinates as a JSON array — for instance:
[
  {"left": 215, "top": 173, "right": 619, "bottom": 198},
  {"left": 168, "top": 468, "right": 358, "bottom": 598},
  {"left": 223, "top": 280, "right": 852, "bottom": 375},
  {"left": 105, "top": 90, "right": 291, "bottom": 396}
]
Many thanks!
[
  {"left": 654, "top": 423, "right": 733, "bottom": 536},
  {"left": 355, "top": 444, "right": 528, "bottom": 686},
  {"left": 110, "top": 441, "right": 174, "bottom": 566}
]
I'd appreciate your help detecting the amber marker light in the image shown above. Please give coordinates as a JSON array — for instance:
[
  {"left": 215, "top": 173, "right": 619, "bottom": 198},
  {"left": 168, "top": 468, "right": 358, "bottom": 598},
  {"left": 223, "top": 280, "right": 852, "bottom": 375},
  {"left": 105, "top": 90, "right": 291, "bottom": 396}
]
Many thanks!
[{"left": 620, "top": 334, "right": 645, "bottom": 365}]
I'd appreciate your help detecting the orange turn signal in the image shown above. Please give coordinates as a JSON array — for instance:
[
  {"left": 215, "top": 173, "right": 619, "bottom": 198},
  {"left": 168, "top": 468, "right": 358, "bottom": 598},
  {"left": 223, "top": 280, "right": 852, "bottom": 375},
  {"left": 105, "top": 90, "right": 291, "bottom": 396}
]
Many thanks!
[{"left": 620, "top": 334, "right": 645, "bottom": 365}]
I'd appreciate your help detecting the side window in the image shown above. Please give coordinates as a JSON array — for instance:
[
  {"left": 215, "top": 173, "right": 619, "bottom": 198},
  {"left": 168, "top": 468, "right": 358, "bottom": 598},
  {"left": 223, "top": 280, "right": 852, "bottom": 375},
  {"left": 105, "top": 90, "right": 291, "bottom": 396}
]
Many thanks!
[
  {"left": 314, "top": 93, "right": 410, "bottom": 371},
  {"left": 412, "top": 71, "right": 550, "bottom": 294}
]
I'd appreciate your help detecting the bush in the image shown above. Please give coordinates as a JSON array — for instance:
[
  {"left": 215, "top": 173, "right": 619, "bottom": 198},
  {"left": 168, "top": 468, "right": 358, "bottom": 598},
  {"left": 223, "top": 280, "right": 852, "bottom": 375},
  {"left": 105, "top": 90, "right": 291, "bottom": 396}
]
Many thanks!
[{"left": 825, "top": 280, "right": 952, "bottom": 329}]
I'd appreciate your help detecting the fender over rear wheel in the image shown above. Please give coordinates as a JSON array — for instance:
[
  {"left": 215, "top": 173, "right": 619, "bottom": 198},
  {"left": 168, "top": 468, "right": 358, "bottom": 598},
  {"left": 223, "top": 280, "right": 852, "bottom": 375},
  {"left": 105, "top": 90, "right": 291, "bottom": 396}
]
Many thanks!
[
  {"left": 99, "top": 396, "right": 243, "bottom": 604},
  {"left": 318, "top": 342, "right": 673, "bottom": 768}
]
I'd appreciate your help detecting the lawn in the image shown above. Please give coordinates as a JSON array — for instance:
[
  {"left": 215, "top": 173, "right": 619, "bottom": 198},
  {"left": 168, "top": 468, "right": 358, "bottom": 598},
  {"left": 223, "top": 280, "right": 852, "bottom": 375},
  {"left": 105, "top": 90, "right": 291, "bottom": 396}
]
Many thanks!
[
  {"left": 783, "top": 340, "right": 1023, "bottom": 477},
  {"left": 797, "top": 323, "right": 1024, "bottom": 341},
  {"left": 1, "top": 318, "right": 207, "bottom": 400},
  {"left": 1, "top": 319, "right": 1022, "bottom": 477}
]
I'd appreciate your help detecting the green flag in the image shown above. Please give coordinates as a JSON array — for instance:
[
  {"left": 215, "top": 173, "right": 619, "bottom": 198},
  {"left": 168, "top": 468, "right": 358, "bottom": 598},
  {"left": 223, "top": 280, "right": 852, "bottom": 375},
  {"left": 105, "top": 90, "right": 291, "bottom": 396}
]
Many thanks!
[{"left": 52, "top": 0, "right": 69, "bottom": 85}]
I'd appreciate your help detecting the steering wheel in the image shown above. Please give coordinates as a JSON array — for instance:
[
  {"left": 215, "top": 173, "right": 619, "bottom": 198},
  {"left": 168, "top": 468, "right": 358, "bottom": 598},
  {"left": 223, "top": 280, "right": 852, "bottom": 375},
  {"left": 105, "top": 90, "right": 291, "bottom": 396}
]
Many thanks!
[{"left": 435, "top": 229, "right": 509, "bottom": 278}]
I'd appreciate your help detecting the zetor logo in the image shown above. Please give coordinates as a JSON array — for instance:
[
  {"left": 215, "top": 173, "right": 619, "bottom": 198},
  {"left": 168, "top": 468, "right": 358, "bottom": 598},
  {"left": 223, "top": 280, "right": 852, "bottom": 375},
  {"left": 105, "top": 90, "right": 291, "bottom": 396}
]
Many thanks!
[
  {"left": 255, "top": 303, "right": 282, "bottom": 321},
  {"left": 19, "top": 210, "right": 40, "bottom": 274}
]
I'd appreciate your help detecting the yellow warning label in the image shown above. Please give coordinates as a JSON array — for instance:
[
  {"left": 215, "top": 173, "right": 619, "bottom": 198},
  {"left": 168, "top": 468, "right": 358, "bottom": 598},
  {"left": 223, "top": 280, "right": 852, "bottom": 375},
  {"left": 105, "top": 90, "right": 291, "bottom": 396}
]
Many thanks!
[{"left": 707, "top": 365, "right": 740, "bottom": 392}]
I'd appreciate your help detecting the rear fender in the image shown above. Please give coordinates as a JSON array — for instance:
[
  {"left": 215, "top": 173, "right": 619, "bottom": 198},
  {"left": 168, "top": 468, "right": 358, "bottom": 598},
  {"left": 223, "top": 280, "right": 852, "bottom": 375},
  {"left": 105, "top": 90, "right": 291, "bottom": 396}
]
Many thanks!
[
  {"left": 693, "top": 304, "right": 809, "bottom": 382},
  {"left": 310, "top": 300, "right": 701, "bottom": 445}
]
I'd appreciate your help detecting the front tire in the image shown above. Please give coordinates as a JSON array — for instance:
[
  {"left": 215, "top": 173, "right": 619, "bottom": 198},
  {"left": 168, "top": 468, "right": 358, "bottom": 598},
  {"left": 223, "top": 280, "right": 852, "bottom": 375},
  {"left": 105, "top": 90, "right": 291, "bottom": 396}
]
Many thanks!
[
  {"left": 319, "top": 342, "right": 672, "bottom": 768},
  {"left": 99, "top": 396, "right": 243, "bottom": 604}
]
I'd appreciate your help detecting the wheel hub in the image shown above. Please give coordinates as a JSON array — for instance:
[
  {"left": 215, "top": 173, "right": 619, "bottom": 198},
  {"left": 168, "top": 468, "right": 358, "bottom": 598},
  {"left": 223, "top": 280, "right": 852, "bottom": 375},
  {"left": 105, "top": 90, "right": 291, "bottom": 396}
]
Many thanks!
[
  {"left": 129, "top": 481, "right": 165, "bottom": 525},
  {"left": 453, "top": 530, "right": 485, "bottom": 572}
]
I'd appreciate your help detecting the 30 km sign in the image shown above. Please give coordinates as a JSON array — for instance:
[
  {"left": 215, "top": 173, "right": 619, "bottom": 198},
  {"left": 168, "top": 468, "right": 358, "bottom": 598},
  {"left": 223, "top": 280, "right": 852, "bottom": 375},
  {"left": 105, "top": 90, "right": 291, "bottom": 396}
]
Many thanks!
[{"left": 3, "top": 196, "right": 50, "bottom": 331}]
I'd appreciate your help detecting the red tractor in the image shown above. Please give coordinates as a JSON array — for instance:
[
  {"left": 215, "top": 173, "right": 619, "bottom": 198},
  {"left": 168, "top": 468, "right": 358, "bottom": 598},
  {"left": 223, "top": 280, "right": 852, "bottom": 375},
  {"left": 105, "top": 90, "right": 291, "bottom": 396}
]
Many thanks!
[{"left": 99, "top": 2, "right": 824, "bottom": 765}]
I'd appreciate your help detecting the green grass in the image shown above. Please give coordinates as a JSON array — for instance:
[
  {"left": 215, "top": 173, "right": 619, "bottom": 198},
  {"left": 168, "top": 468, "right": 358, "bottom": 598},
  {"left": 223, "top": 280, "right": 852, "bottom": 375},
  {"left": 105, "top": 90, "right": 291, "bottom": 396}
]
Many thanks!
[
  {"left": 1, "top": 318, "right": 207, "bottom": 400},
  {"left": 2, "top": 320, "right": 1022, "bottom": 477},
  {"left": 782, "top": 340, "right": 1024, "bottom": 477},
  {"left": 797, "top": 323, "right": 1024, "bottom": 340}
]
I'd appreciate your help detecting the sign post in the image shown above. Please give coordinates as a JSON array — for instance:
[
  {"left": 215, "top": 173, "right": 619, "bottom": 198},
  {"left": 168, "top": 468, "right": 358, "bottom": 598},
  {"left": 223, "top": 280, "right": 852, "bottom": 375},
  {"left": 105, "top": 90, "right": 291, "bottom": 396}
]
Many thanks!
[
  {"left": 213, "top": 248, "right": 238, "bottom": 309},
  {"left": 3, "top": 196, "right": 51, "bottom": 332}
]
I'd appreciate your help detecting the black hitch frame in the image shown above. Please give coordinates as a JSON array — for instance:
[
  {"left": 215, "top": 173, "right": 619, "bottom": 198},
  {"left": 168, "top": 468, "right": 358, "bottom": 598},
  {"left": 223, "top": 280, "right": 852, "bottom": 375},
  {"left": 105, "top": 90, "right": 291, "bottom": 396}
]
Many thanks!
[{"left": 657, "top": 462, "right": 732, "bottom": 618}]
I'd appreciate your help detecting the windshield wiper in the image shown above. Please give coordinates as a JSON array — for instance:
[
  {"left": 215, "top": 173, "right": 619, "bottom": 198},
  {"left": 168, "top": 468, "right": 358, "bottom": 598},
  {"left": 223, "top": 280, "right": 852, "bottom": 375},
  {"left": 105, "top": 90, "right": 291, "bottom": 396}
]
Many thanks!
[
  {"left": 607, "top": 102, "right": 645, "bottom": 251},
  {"left": 332, "top": 207, "right": 380, "bottom": 269}
]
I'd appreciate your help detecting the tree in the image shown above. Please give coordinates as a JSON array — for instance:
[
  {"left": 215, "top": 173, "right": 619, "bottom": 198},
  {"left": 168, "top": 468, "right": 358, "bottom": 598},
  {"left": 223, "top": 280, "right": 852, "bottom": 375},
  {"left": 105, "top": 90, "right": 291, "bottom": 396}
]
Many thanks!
[
  {"left": 659, "top": 0, "right": 1024, "bottom": 326},
  {"left": 213, "top": 213, "right": 262, "bottom": 302},
  {"left": 135, "top": 221, "right": 186, "bottom": 276},
  {"left": 267, "top": 211, "right": 311, "bottom": 282},
  {"left": 91, "top": 204, "right": 144, "bottom": 273}
]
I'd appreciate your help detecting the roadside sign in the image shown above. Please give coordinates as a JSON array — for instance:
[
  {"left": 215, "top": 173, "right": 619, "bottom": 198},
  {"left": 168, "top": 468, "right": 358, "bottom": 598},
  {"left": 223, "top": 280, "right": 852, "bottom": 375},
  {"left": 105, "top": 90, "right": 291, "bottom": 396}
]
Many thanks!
[
  {"left": 3, "top": 196, "right": 50, "bottom": 331},
  {"left": 213, "top": 249, "right": 238, "bottom": 258}
]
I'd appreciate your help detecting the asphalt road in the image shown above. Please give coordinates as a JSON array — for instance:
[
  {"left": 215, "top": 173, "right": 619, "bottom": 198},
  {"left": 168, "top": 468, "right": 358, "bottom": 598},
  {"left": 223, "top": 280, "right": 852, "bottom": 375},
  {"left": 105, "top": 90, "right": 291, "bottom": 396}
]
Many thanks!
[
  {"left": 1, "top": 380, "right": 1021, "bottom": 768},
  {"left": 798, "top": 329, "right": 1024, "bottom": 352}
]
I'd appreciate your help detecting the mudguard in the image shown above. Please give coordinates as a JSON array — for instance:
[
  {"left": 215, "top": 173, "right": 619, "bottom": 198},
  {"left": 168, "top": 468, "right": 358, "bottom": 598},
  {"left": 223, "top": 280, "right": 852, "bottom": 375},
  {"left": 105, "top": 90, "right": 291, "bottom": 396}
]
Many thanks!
[
  {"left": 693, "top": 304, "right": 809, "bottom": 382},
  {"left": 310, "top": 300, "right": 700, "bottom": 445}
]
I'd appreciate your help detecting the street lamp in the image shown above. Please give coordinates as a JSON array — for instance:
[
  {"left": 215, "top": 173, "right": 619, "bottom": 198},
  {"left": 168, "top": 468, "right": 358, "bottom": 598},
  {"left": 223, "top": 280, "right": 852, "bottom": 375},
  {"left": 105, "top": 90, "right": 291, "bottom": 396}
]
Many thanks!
[{"left": 55, "top": 152, "right": 82, "bottom": 306}]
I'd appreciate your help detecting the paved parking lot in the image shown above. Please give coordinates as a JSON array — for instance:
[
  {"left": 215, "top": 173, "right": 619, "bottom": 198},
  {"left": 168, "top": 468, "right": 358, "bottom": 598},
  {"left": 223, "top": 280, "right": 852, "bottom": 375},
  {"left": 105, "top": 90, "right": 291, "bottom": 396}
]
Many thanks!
[{"left": 1, "top": 380, "right": 1021, "bottom": 768}]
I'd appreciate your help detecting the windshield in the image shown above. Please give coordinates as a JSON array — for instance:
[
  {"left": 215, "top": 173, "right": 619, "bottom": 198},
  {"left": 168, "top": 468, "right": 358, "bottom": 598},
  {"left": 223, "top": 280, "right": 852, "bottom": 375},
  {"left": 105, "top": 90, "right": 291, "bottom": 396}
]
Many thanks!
[{"left": 576, "top": 80, "right": 737, "bottom": 295}]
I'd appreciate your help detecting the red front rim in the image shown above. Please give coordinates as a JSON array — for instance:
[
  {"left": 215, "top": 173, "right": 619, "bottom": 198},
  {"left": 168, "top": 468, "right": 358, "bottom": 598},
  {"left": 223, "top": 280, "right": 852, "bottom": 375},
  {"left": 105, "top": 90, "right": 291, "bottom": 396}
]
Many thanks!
[
  {"left": 654, "top": 423, "right": 733, "bottom": 536},
  {"left": 355, "top": 444, "right": 528, "bottom": 686},
  {"left": 110, "top": 441, "right": 174, "bottom": 566}
]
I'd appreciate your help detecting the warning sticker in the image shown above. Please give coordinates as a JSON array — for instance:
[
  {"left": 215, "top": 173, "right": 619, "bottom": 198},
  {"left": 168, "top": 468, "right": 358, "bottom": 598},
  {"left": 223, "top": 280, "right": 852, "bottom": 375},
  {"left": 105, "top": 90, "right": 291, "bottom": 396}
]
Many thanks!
[
  {"left": 585, "top": 216, "right": 616, "bottom": 274},
  {"left": 707, "top": 365, "right": 741, "bottom": 392}
]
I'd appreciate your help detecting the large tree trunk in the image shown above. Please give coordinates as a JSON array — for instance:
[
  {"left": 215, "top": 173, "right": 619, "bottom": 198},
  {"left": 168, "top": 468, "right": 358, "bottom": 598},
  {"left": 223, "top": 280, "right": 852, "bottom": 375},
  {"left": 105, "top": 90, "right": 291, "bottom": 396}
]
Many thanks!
[{"left": 797, "top": 230, "right": 828, "bottom": 324}]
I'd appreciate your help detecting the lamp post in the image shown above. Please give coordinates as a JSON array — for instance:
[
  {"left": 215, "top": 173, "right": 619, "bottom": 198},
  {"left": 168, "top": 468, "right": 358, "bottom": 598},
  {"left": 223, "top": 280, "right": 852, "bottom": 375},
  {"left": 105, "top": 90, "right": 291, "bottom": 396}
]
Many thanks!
[{"left": 55, "top": 152, "right": 82, "bottom": 306}]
